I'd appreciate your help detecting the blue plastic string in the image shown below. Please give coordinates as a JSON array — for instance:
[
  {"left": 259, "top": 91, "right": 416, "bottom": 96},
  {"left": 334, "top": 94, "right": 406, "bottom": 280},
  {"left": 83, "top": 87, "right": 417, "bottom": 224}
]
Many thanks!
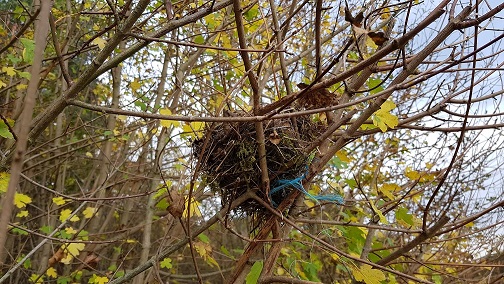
[{"left": 269, "top": 169, "right": 344, "bottom": 207}]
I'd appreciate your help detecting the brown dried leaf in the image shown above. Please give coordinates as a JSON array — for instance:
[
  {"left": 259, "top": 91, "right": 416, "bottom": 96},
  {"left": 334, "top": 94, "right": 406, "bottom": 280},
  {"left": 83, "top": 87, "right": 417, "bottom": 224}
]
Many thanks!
[
  {"left": 344, "top": 7, "right": 364, "bottom": 27},
  {"left": 368, "top": 31, "right": 388, "bottom": 46},
  {"left": 269, "top": 130, "right": 281, "bottom": 145},
  {"left": 167, "top": 191, "right": 185, "bottom": 219},
  {"left": 84, "top": 254, "right": 101, "bottom": 269},
  {"left": 48, "top": 248, "right": 65, "bottom": 267}
]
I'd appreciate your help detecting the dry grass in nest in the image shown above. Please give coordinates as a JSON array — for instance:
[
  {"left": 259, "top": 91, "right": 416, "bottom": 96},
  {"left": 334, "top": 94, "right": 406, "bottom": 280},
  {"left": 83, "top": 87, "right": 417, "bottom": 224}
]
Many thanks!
[{"left": 193, "top": 114, "right": 324, "bottom": 216}]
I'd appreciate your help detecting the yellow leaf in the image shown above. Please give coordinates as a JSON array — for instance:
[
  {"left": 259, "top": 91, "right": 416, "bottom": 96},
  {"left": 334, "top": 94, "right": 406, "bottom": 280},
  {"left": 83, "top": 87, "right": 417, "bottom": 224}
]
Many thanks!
[
  {"left": 92, "top": 275, "right": 109, "bottom": 284},
  {"left": 352, "top": 264, "right": 386, "bottom": 284},
  {"left": 405, "top": 167, "right": 420, "bottom": 180},
  {"left": 85, "top": 152, "right": 93, "bottom": 158},
  {"left": 0, "top": 172, "right": 10, "bottom": 193},
  {"left": 52, "top": 196, "right": 68, "bottom": 206},
  {"left": 126, "top": 239, "right": 136, "bottom": 243},
  {"left": 194, "top": 241, "right": 210, "bottom": 257},
  {"left": 65, "top": 227, "right": 77, "bottom": 234},
  {"left": 209, "top": 94, "right": 224, "bottom": 109},
  {"left": 130, "top": 79, "right": 141, "bottom": 92},
  {"left": 190, "top": 121, "right": 205, "bottom": 138},
  {"left": 83, "top": 206, "right": 98, "bottom": 219},
  {"left": 182, "top": 124, "right": 194, "bottom": 138},
  {"left": 46, "top": 267, "right": 57, "bottom": 278},
  {"left": 29, "top": 273, "right": 44, "bottom": 283},
  {"left": 304, "top": 199, "right": 315, "bottom": 208},
  {"left": 59, "top": 209, "right": 80, "bottom": 222},
  {"left": 2, "top": 66, "right": 16, "bottom": 76},
  {"left": 373, "top": 100, "right": 398, "bottom": 132},
  {"left": 379, "top": 100, "right": 396, "bottom": 111},
  {"left": 92, "top": 37, "right": 107, "bottom": 49},
  {"left": 0, "top": 80, "right": 6, "bottom": 88},
  {"left": 14, "top": 193, "right": 32, "bottom": 208},
  {"left": 182, "top": 122, "right": 205, "bottom": 139},
  {"left": 16, "top": 84, "right": 27, "bottom": 90},
  {"left": 60, "top": 242, "right": 85, "bottom": 264},
  {"left": 360, "top": 123, "right": 376, "bottom": 130},
  {"left": 366, "top": 36, "right": 378, "bottom": 49},
  {"left": 194, "top": 241, "right": 220, "bottom": 268},
  {"left": 183, "top": 197, "right": 202, "bottom": 218},
  {"left": 379, "top": 183, "right": 400, "bottom": 200},
  {"left": 330, "top": 253, "right": 339, "bottom": 261},
  {"left": 16, "top": 210, "right": 29, "bottom": 218},
  {"left": 336, "top": 150, "right": 351, "bottom": 162},
  {"left": 369, "top": 199, "right": 388, "bottom": 224},
  {"left": 159, "top": 108, "right": 180, "bottom": 128},
  {"left": 277, "top": 267, "right": 285, "bottom": 275},
  {"left": 381, "top": 7, "right": 390, "bottom": 19}
]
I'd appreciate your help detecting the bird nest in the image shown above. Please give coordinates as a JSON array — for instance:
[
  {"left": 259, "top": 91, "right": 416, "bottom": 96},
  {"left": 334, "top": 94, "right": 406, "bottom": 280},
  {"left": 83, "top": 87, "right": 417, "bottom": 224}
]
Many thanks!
[{"left": 193, "top": 114, "right": 323, "bottom": 215}]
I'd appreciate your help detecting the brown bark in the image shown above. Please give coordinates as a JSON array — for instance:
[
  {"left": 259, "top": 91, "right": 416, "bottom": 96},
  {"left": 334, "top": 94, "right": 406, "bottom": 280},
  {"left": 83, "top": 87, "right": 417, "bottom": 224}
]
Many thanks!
[{"left": 0, "top": 0, "right": 53, "bottom": 265}]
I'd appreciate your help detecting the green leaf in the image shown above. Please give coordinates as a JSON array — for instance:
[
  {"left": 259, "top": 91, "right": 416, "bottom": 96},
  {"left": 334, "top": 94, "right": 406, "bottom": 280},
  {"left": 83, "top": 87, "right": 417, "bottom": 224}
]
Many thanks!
[
  {"left": 113, "top": 270, "right": 125, "bottom": 278},
  {"left": 56, "top": 276, "right": 71, "bottom": 284},
  {"left": 160, "top": 257, "right": 173, "bottom": 269},
  {"left": 367, "top": 77, "right": 384, "bottom": 95},
  {"left": 0, "top": 121, "right": 14, "bottom": 139},
  {"left": 17, "top": 255, "right": 31, "bottom": 269},
  {"left": 432, "top": 274, "right": 442, "bottom": 284},
  {"left": 153, "top": 186, "right": 167, "bottom": 199},
  {"left": 155, "top": 198, "right": 169, "bottom": 210},
  {"left": 194, "top": 35, "right": 205, "bottom": 44},
  {"left": 342, "top": 226, "right": 366, "bottom": 254},
  {"left": 244, "top": 5, "right": 259, "bottom": 21},
  {"left": 246, "top": 261, "right": 263, "bottom": 284},
  {"left": 198, "top": 233, "right": 210, "bottom": 243},
  {"left": 40, "top": 225, "right": 53, "bottom": 234},
  {"left": 302, "top": 261, "right": 321, "bottom": 281},
  {"left": 134, "top": 101, "right": 147, "bottom": 111},
  {"left": 220, "top": 245, "right": 232, "bottom": 258},
  {"left": 17, "top": 71, "right": 31, "bottom": 80},
  {"left": 331, "top": 155, "right": 348, "bottom": 169},
  {"left": 20, "top": 38, "right": 35, "bottom": 64},
  {"left": 12, "top": 227, "right": 29, "bottom": 235},
  {"left": 7, "top": 54, "right": 22, "bottom": 64},
  {"left": 345, "top": 178, "right": 357, "bottom": 189},
  {"left": 59, "top": 230, "right": 72, "bottom": 240},
  {"left": 395, "top": 207, "right": 414, "bottom": 227}
]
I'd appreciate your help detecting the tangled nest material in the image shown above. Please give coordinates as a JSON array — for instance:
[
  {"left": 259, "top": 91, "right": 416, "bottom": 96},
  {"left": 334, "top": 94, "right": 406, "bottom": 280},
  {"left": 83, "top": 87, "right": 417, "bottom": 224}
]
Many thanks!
[{"left": 193, "top": 114, "right": 324, "bottom": 215}]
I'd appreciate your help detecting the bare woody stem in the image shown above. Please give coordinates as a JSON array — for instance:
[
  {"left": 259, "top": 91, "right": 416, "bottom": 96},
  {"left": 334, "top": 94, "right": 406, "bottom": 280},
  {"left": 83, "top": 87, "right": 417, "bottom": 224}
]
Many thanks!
[{"left": 232, "top": 0, "right": 270, "bottom": 193}]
